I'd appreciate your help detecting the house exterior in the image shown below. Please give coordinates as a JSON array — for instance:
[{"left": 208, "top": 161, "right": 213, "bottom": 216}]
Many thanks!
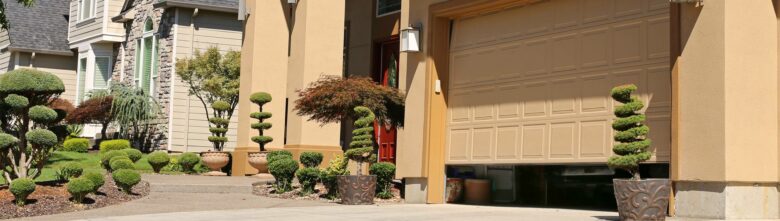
[
  {"left": 67, "top": 0, "right": 242, "bottom": 152},
  {"left": 237, "top": 0, "right": 780, "bottom": 219},
  {"left": 0, "top": 0, "right": 77, "bottom": 99}
]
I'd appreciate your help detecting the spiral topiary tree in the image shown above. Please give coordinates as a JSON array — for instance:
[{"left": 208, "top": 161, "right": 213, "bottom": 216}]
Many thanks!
[
  {"left": 208, "top": 101, "right": 231, "bottom": 151},
  {"left": 0, "top": 69, "right": 65, "bottom": 182},
  {"left": 249, "top": 92, "right": 272, "bottom": 152},
  {"left": 608, "top": 84, "right": 652, "bottom": 180},
  {"left": 344, "top": 106, "right": 376, "bottom": 176}
]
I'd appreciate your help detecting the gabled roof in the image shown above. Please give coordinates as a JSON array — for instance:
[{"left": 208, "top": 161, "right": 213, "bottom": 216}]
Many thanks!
[
  {"left": 3, "top": 0, "right": 72, "bottom": 56},
  {"left": 122, "top": 0, "right": 239, "bottom": 13}
]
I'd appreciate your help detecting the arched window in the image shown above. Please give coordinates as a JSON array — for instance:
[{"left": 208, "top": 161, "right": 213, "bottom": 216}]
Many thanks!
[{"left": 135, "top": 17, "right": 158, "bottom": 96}]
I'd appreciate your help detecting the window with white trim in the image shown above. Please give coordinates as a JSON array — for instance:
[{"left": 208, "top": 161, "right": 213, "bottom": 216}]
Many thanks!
[
  {"left": 79, "top": 0, "right": 96, "bottom": 21},
  {"left": 376, "top": 0, "right": 400, "bottom": 17},
  {"left": 76, "top": 58, "right": 87, "bottom": 103},
  {"left": 93, "top": 57, "right": 111, "bottom": 89},
  {"left": 135, "top": 17, "right": 158, "bottom": 96}
]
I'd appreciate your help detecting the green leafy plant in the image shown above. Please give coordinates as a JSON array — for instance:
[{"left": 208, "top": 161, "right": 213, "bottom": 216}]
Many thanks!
[
  {"left": 147, "top": 151, "right": 170, "bottom": 173},
  {"left": 65, "top": 96, "right": 113, "bottom": 141},
  {"left": 67, "top": 177, "right": 94, "bottom": 204},
  {"left": 608, "top": 84, "right": 652, "bottom": 180},
  {"left": 268, "top": 157, "right": 298, "bottom": 193},
  {"left": 109, "top": 84, "right": 162, "bottom": 152},
  {"left": 9, "top": 178, "right": 35, "bottom": 206},
  {"left": 62, "top": 138, "right": 89, "bottom": 153},
  {"left": 0, "top": 69, "right": 65, "bottom": 182},
  {"left": 99, "top": 139, "right": 131, "bottom": 154},
  {"left": 249, "top": 92, "right": 273, "bottom": 152},
  {"left": 267, "top": 150, "right": 292, "bottom": 165},
  {"left": 56, "top": 162, "right": 83, "bottom": 182},
  {"left": 208, "top": 101, "right": 230, "bottom": 151},
  {"left": 296, "top": 167, "right": 319, "bottom": 195},
  {"left": 370, "top": 162, "right": 396, "bottom": 199},
  {"left": 101, "top": 151, "right": 129, "bottom": 170},
  {"left": 110, "top": 157, "right": 135, "bottom": 171},
  {"left": 66, "top": 124, "right": 83, "bottom": 138},
  {"left": 345, "top": 106, "right": 376, "bottom": 176},
  {"left": 83, "top": 172, "right": 105, "bottom": 193},
  {"left": 300, "top": 152, "right": 323, "bottom": 168},
  {"left": 120, "top": 148, "right": 143, "bottom": 163},
  {"left": 112, "top": 169, "right": 141, "bottom": 194},
  {"left": 320, "top": 155, "right": 349, "bottom": 199},
  {"left": 178, "top": 152, "right": 200, "bottom": 174}
]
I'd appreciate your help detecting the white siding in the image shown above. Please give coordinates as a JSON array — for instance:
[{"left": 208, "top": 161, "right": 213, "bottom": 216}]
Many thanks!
[
  {"left": 106, "top": 0, "right": 125, "bottom": 35},
  {"left": 69, "top": 0, "right": 106, "bottom": 43},
  {"left": 15, "top": 52, "right": 78, "bottom": 102}
]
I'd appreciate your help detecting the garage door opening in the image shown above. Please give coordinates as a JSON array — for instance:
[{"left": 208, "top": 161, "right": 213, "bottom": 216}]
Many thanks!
[{"left": 445, "top": 164, "right": 669, "bottom": 211}]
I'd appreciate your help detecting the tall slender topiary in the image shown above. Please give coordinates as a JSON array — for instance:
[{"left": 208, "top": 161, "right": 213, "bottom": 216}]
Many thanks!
[
  {"left": 608, "top": 84, "right": 652, "bottom": 180},
  {"left": 249, "top": 92, "right": 272, "bottom": 152},
  {"left": 208, "top": 101, "right": 231, "bottom": 151},
  {"left": 345, "top": 106, "right": 376, "bottom": 176}
]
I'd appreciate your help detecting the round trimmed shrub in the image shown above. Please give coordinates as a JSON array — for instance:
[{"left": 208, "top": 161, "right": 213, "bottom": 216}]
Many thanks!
[
  {"left": 58, "top": 162, "right": 83, "bottom": 181},
  {"left": 268, "top": 157, "right": 299, "bottom": 193},
  {"left": 178, "top": 152, "right": 200, "bottom": 173},
  {"left": 369, "top": 162, "right": 396, "bottom": 199},
  {"left": 83, "top": 172, "right": 105, "bottom": 193},
  {"left": 67, "top": 177, "right": 94, "bottom": 204},
  {"left": 0, "top": 133, "right": 17, "bottom": 149},
  {"left": 299, "top": 152, "right": 323, "bottom": 168},
  {"left": 26, "top": 129, "right": 57, "bottom": 147},
  {"left": 112, "top": 169, "right": 141, "bottom": 194},
  {"left": 267, "top": 150, "right": 292, "bottom": 165},
  {"left": 147, "top": 151, "right": 170, "bottom": 173},
  {"left": 110, "top": 158, "right": 135, "bottom": 171},
  {"left": 99, "top": 139, "right": 131, "bottom": 154},
  {"left": 120, "top": 148, "right": 143, "bottom": 163},
  {"left": 28, "top": 105, "right": 58, "bottom": 124},
  {"left": 0, "top": 68, "right": 65, "bottom": 95},
  {"left": 249, "top": 92, "right": 272, "bottom": 104},
  {"left": 4, "top": 94, "right": 28, "bottom": 109},
  {"left": 295, "top": 167, "right": 319, "bottom": 195},
  {"left": 101, "top": 151, "right": 129, "bottom": 170},
  {"left": 62, "top": 138, "right": 89, "bottom": 153},
  {"left": 9, "top": 178, "right": 36, "bottom": 206},
  {"left": 211, "top": 100, "right": 231, "bottom": 111}
]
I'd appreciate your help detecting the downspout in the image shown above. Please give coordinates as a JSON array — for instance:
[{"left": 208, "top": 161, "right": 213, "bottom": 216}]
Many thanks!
[
  {"left": 183, "top": 8, "right": 198, "bottom": 152},
  {"left": 29, "top": 52, "right": 35, "bottom": 67}
]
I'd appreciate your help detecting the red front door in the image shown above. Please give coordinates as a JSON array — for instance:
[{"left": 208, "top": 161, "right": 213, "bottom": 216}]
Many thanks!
[{"left": 375, "top": 39, "right": 399, "bottom": 164}]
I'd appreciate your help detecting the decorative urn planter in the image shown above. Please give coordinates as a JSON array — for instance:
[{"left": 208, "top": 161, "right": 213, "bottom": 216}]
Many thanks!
[
  {"left": 200, "top": 151, "right": 230, "bottom": 176},
  {"left": 247, "top": 152, "right": 272, "bottom": 178},
  {"left": 337, "top": 175, "right": 377, "bottom": 205},
  {"left": 613, "top": 179, "right": 671, "bottom": 221}
]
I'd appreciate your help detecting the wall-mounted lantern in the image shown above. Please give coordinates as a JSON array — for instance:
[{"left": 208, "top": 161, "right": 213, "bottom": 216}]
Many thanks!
[
  {"left": 287, "top": 0, "right": 297, "bottom": 4},
  {"left": 400, "top": 25, "right": 421, "bottom": 53}
]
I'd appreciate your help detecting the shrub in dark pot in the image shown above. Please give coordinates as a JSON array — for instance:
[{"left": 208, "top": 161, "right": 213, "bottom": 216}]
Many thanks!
[
  {"left": 338, "top": 106, "right": 378, "bottom": 205},
  {"left": 609, "top": 84, "right": 670, "bottom": 221}
]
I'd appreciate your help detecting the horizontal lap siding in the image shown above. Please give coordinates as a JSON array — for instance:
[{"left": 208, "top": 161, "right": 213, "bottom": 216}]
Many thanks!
[
  {"left": 69, "top": 0, "right": 106, "bottom": 43},
  {"left": 106, "top": 0, "right": 125, "bottom": 35}
]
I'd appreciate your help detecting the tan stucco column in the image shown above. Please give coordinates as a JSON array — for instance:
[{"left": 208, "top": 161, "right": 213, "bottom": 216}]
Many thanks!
[
  {"left": 233, "top": 0, "right": 289, "bottom": 176},
  {"left": 674, "top": 1, "right": 779, "bottom": 219}
]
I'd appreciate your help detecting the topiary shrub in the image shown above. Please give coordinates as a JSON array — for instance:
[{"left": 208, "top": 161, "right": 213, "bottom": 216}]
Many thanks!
[
  {"left": 345, "top": 106, "right": 376, "bottom": 176},
  {"left": 99, "top": 139, "right": 131, "bottom": 154},
  {"left": 57, "top": 162, "right": 83, "bottom": 182},
  {"left": 296, "top": 167, "right": 319, "bottom": 195},
  {"left": 110, "top": 158, "right": 135, "bottom": 171},
  {"left": 178, "top": 152, "right": 200, "bottom": 174},
  {"left": 249, "top": 92, "right": 273, "bottom": 152},
  {"left": 147, "top": 151, "right": 171, "bottom": 173},
  {"left": 208, "top": 101, "right": 231, "bottom": 151},
  {"left": 112, "top": 169, "right": 141, "bottom": 194},
  {"left": 101, "top": 151, "right": 129, "bottom": 171},
  {"left": 83, "top": 172, "right": 105, "bottom": 193},
  {"left": 62, "top": 138, "right": 89, "bottom": 153},
  {"left": 9, "top": 178, "right": 36, "bottom": 206},
  {"left": 67, "top": 177, "right": 94, "bottom": 204},
  {"left": 320, "top": 155, "right": 349, "bottom": 199},
  {"left": 370, "top": 162, "right": 396, "bottom": 199},
  {"left": 300, "top": 152, "right": 323, "bottom": 168},
  {"left": 267, "top": 150, "right": 292, "bottom": 165},
  {"left": 608, "top": 84, "right": 652, "bottom": 180},
  {"left": 120, "top": 148, "right": 143, "bottom": 163},
  {"left": 268, "top": 157, "right": 299, "bottom": 193}
]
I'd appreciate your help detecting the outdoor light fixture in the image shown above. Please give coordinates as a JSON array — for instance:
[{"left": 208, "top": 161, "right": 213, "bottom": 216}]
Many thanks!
[
  {"left": 401, "top": 25, "right": 421, "bottom": 53},
  {"left": 669, "top": 0, "right": 703, "bottom": 7},
  {"left": 287, "top": 0, "right": 297, "bottom": 4}
]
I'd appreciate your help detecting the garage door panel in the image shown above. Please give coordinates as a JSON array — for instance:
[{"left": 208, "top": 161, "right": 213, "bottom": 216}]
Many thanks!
[
  {"left": 645, "top": 116, "right": 671, "bottom": 160},
  {"left": 581, "top": 28, "right": 611, "bottom": 68},
  {"left": 583, "top": 0, "right": 612, "bottom": 23},
  {"left": 647, "top": 66, "right": 672, "bottom": 107},
  {"left": 581, "top": 75, "right": 610, "bottom": 113},
  {"left": 551, "top": 79, "right": 579, "bottom": 115},
  {"left": 580, "top": 120, "right": 609, "bottom": 158},
  {"left": 614, "top": 0, "right": 642, "bottom": 17},
  {"left": 448, "top": 129, "right": 471, "bottom": 162},
  {"left": 498, "top": 86, "right": 522, "bottom": 119},
  {"left": 552, "top": 0, "right": 581, "bottom": 28},
  {"left": 471, "top": 127, "right": 495, "bottom": 161},
  {"left": 647, "top": 17, "right": 671, "bottom": 60},
  {"left": 522, "top": 82, "right": 549, "bottom": 118},
  {"left": 549, "top": 122, "right": 577, "bottom": 159},
  {"left": 523, "top": 39, "right": 551, "bottom": 77},
  {"left": 612, "top": 21, "right": 644, "bottom": 64},
  {"left": 496, "top": 126, "right": 520, "bottom": 160},
  {"left": 521, "top": 124, "right": 547, "bottom": 159},
  {"left": 552, "top": 34, "right": 581, "bottom": 72}
]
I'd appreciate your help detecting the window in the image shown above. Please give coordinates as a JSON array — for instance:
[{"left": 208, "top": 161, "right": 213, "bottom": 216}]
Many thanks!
[
  {"left": 79, "top": 0, "right": 95, "bottom": 20},
  {"left": 376, "top": 0, "right": 401, "bottom": 17},
  {"left": 135, "top": 18, "right": 158, "bottom": 96},
  {"left": 76, "top": 58, "right": 87, "bottom": 103},
  {"left": 93, "top": 57, "right": 111, "bottom": 89}
]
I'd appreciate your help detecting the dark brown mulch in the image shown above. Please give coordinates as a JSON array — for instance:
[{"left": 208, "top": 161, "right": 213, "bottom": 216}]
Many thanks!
[
  {"left": 0, "top": 175, "right": 150, "bottom": 220},
  {"left": 252, "top": 183, "right": 403, "bottom": 204}
]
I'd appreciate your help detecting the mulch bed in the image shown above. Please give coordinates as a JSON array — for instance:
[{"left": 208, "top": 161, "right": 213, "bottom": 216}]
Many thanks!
[
  {"left": 0, "top": 175, "right": 150, "bottom": 219},
  {"left": 252, "top": 183, "right": 403, "bottom": 204}
]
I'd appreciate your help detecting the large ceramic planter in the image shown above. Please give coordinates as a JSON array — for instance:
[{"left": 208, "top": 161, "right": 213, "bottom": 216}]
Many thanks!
[
  {"left": 613, "top": 179, "right": 671, "bottom": 221},
  {"left": 337, "top": 175, "right": 377, "bottom": 205},
  {"left": 247, "top": 152, "right": 269, "bottom": 173},
  {"left": 200, "top": 152, "right": 230, "bottom": 176}
]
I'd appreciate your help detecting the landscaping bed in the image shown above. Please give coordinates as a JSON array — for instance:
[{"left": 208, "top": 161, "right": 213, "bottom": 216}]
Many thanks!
[
  {"left": 0, "top": 175, "right": 149, "bottom": 219},
  {"left": 252, "top": 182, "right": 403, "bottom": 204}
]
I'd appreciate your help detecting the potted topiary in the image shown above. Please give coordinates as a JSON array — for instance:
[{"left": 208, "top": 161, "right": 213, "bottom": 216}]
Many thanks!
[
  {"left": 201, "top": 101, "right": 232, "bottom": 176},
  {"left": 247, "top": 92, "right": 273, "bottom": 177},
  {"left": 609, "top": 84, "right": 671, "bottom": 220},
  {"left": 338, "top": 106, "right": 378, "bottom": 205}
]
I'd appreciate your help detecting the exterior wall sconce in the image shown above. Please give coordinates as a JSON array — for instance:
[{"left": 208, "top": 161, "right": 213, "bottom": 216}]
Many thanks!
[
  {"left": 669, "top": 0, "right": 703, "bottom": 7},
  {"left": 401, "top": 25, "right": 421, "bottom": 53},
  {"left": 287, "top": 0, "right": 297, "bottom": 4}
]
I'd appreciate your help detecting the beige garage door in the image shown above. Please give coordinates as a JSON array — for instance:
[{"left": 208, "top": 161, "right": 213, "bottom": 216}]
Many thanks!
[{"left": 446, "top": 0, "right": 671, "bottom": 165}]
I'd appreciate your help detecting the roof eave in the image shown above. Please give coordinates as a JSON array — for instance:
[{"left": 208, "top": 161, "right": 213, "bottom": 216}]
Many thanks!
[
  {"left": 7, "top": 47, "right": 74, "bottom": 57},
  {"left": 154, "top": 1, "right": 238, "bottom": 13}
]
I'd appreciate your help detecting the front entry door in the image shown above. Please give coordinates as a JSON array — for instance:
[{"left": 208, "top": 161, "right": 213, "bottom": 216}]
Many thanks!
[{"left": 375, "top": 39, "right": 399, "bottom": 164}]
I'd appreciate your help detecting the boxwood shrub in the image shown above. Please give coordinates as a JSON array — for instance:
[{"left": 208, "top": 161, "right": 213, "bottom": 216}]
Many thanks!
[
  {"left": 62, "top": 138, "right": 89, "bottom": 153},
  {"left": 67, "top": 177, "right": 94, "bottom": 204},
  {"left": 101, "top": 151, "right": 128, "bottom": 170},
  {"left": 267, "top": 150, "right": 292, "bottom": 165},
  {"left": 112, "top": 169, "right": 141, "bottom": 194},
  {"left": 268, "top": 157, "right": 298, "bottom": 193},
  {"left": 299, "top": 152, "right": 323, "bottom": 168},
  {"left": 120, "top": 148, "right": 143, "bottom": 163},
  {"left": 147, "top": 151, "right": 170, "bottom": 173},
  {"left": 178, "top": 152, "right": 200, "bottom": 174},
  {"left": 82, "top": 172, "right": 105, "bottom": 193},
  {"left": 99, "top": 139, "right": 131, "bottom": 154},
  {"left": 57, "top": 162, "right": 83, "bottom": 182},
  {"left": 295, "top": 167, "right": 319, "bottom": 195},
  {"left": 369, "top": 162, "right": 396, "bottom": 199},
  {"left": 110, "top": 157, "right": 135, "bottom": 171},
  {"left": 9, "top": 178, "right": 36, "bottom": 206}
]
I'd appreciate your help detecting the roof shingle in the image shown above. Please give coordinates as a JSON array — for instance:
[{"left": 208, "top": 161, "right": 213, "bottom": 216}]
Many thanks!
[{"left": 5, "top": 0, "right": 71, "bottom": 55}]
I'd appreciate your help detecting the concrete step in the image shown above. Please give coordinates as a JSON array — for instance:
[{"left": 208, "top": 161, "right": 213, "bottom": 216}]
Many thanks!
[{"left": 142, "top": 174, "right": 273, "bottom": 194}]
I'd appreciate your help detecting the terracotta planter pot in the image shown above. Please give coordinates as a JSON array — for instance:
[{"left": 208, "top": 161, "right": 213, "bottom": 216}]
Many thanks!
[
  {"left": 337, "top": 175, "right": 377, "bottom": 205},
  {"left": 446, "top": 178, "right": 464, "bottom": 203},
  {"left": 247, "top": 152, "right": 269, "bottom": 173},
  {"left": 613, "top": 179, "right": 671, "bottom": 221},
  {"left": 200, "top": 152, "right": 230, "bottom": 176},
  {"left": 463, "top": 179, "right": 491, "bottom": 204}
]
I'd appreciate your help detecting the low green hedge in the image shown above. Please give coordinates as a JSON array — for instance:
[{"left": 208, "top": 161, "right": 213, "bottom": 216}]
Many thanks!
[
  {"left": 62, "top": 138, "right": 89, "bottom": 153},
  {"left": 99, "top": 139, "right": 130, "bottom": 154}
]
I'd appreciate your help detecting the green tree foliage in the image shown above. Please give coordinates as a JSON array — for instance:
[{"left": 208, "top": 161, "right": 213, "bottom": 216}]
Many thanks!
[
  {"left": 320, "top": 155, "right": 349, "bottom": 199},
  {"left": 370, "top": 162, "right": 396, "bottom": 199},
  {"left": 299, "top": 152, "right": 323, "bottom": 168},
  {"left": 9, "top": 178, "right": 35, "bottom": 206},
  {"left": 296, "top": 167, "right": 319, "bottom": 195},
  {"left": 608, "top": 84, "right": 652, "bottom": 180},
  {"left": 208, "top": 101, "right": 230, "bottom": 151},
  {"left": 345, "top": 106, "right": 376, "bottom": 176},
  {"left": 108, "top": 84, "right": 161, "bottom": 152},
  {"left": 0, "top": 69, "right": 65, "bottom": 182},
  {"left": 176, "top": 47, "right": 240, "bottom": 150},
  {"left": 268, "top": 157, "right": 298, "bottom": 193},
  {"left": 249, "top": 92, "right": 272, "bottom": 152},
  {"left": 0, "top": 0, "right": 35, "bottom": 30},
  {"left": 65, "top": 96, "right": 113, "bottom": 140}
]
